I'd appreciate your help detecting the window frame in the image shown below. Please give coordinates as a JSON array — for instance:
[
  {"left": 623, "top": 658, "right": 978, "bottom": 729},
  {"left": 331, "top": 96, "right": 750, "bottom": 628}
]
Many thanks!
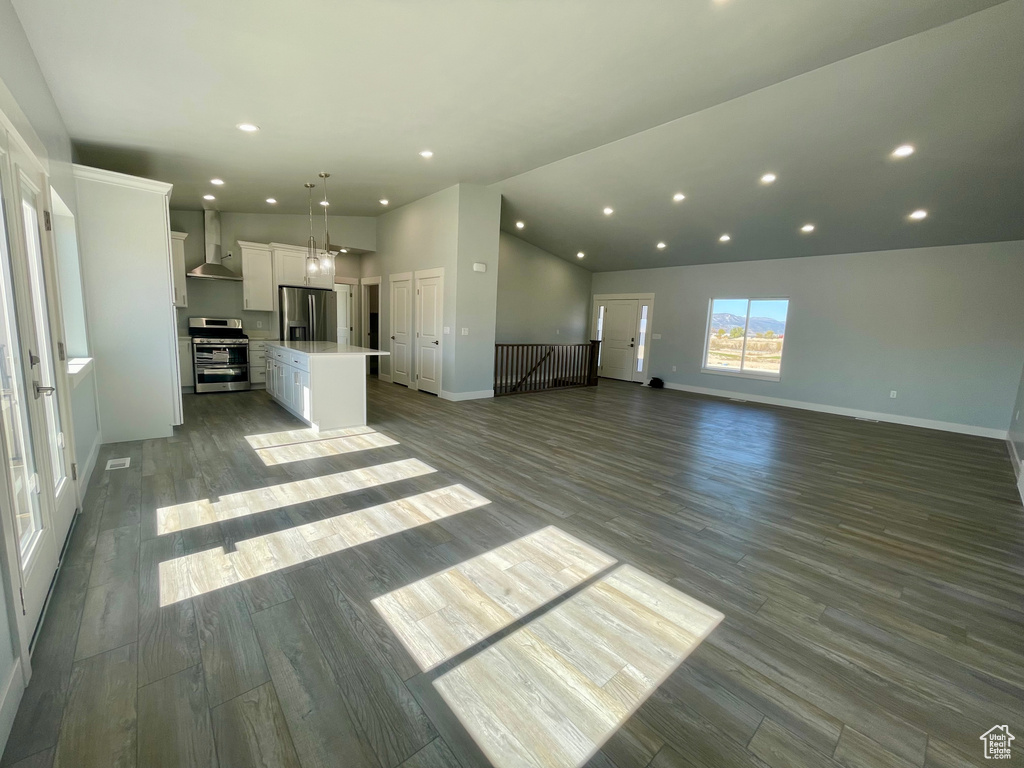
[{"left": 701, "top": 297, "right": 789, "bottom": 381}]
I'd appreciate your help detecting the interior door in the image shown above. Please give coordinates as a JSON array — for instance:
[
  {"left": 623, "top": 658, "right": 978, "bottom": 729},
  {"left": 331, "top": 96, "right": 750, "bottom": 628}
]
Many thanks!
[
  {"left": 335, "top": 285, "right": 352, "bottom": 345},
  {"left": 390, "top": 275, "right": 411, "bottom": 386},
  {"left": 0, "top": 144, "right": 59, "bottom": 646},
  {"left": 415, "top": 272, "right": 442, "bottom": 395},
  {"left": 598, "top": 299, "right": 639, "bottom": 381}
]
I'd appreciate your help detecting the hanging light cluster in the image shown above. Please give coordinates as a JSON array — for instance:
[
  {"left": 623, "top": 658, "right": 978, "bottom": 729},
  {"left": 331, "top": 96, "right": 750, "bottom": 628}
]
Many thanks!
[{"left": 303, "top": 173, "right": 340, "bottom": 280}]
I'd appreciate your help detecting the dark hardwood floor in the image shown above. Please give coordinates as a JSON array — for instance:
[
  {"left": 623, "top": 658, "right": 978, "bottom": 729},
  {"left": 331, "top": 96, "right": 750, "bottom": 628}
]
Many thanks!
[{"left": 2, "top": 378, "right": 1021, "bottom": 768}]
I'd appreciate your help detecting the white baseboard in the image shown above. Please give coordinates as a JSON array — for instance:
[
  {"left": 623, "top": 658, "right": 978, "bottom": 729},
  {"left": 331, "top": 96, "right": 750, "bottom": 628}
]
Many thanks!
[
  {"left": 0, "top": 658, "right": 25, "bottom": 759},
  {"left": 78, "top": 432, "right": 102, "bottom": 499},
  {"left": 440, "top": 389, "right": 494, "bottom": 402},
  {"left": 661, "top": 382, "right": 1009, "bottom": 440},
  {"left": 1009, "top": 439, "right": 1022, "bottom": 479},
  {"left": 378, "top": 373, "right": 392, "bottom": 384}
]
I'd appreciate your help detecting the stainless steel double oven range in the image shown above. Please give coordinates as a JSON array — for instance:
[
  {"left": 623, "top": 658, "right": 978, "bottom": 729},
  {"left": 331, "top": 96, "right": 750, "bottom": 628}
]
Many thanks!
[{"left": 189, "top": 317, "right": 250, "bottom": 393}]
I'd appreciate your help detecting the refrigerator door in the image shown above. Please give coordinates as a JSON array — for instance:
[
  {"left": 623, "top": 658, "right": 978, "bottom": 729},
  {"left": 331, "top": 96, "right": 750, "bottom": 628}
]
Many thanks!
[
  {"left": 309, "top": 288, "right": 338, "bottom": 342},
  {"left": 280, "top": 286, "right": 311, "bottom": 341}
]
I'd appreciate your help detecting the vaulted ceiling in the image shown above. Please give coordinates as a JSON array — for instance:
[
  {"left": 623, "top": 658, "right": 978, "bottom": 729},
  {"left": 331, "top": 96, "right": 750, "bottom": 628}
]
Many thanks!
[{"left": 13, "top": 0, "right": 1023, "bottom": 270}]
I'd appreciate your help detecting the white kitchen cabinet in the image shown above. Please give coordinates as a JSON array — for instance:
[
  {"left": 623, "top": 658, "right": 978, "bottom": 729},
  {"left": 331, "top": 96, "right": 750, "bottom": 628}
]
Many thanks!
[
  {"left": 271, "top": 243, "right": 307, "bottom": 289},
  {"left": 239, "top": 241, "right": 274, "bottom": 311},
  {"left": 265, "top": 342, "right": 386, "bottom": 430},
  {"left": 171, "top": 231, "right": 188, "bottom": 307},
  {"left": 74, "top": 164, "right": 181, "bottom": 440},
  {"left": 271, "top": 242, "right": 334, "bottom": 293},
  {"left": 179, "top": 338, "right": 193, "bottom": 390},
  {"left": 248, "top": 339, "right": 268, "bottom": 386}
]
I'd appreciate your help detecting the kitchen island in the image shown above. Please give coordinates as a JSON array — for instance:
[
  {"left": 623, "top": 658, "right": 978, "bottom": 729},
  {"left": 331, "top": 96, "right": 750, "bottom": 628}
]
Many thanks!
[{"left": 264, "top": 341, "right": 389, "bottom": 430}]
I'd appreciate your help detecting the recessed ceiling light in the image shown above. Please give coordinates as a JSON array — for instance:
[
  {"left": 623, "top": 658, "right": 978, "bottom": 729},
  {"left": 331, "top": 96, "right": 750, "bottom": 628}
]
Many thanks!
[
  {"left": 210, "top": 178, "right": 225, "bottom": 186},
  {"left": 577, "top": 251, "right": 585, "bottom": 259},
  {"left": 203, "top": 194, "right": 215, "bottom": 201},
  {"left": 603, "top": 207, "right": 614, "bottom": 216},
  {"left": 656, "top": 242, "right": 667, "bottom": 250},
  {"left": 673, "top": 193, "right": 686, "bottom": 202},
  {"left": 515, "top": 221, "right": 525, "bottom": 229},
  {"left": 719, "top": 234, "right": 731, "bottom": 242},
  {"left": 909, "top": 209, "right": 928, "bottom": 220},
  {"left": 266, "top": 198, "right": 277, "bottom": 204},
  {"left": 320, "top": 200, "right": 329, "bottom": 207},
  {"left": 419, "top": 150, "right": 434, "bottom": 158},
  {"left": 379, "top": 199, "right": 389, "bottom": 206},
  {"left": 892, "top": 144, "right": 915, "bottom": 158},
  {"left": 236, "top": 123, "right": 260, "bottom": 132},
  {"left": 760, "top": 173, "right": 777, "bottom": 184},
  {"left": 801, "top": 224, "right": 815, "bottom": 233}
]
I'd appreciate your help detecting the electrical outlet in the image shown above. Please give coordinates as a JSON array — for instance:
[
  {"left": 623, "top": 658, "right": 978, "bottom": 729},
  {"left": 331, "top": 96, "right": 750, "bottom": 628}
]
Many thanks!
[
  {"left": 890, "top": 390, "right": 897, "bottom": 399},
  {"left": 443, "top": 326, "right": 450, "bottom": 334},
  {"left": 461, "top": 328, "right": 469, "bottom": 336},
  {"left": 556, "top": 329, "right": 560, "bottom": 335},
  {"left": 671, "top": 366, "right": 677, "bottom": 372},
  {"left": 653, "top": 333, "right": 662, "bottom": 340},
  {"left": 257, "top": 321, "right": 263, "bottom": 328}
]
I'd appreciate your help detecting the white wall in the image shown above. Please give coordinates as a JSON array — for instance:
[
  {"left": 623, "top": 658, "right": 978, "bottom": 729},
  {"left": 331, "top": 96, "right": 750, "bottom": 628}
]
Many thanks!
[
  {"left": 496, "top": 232, "right": 592, "bottom": 344},
  {"left": 362, "top": 185, "right": 460, "bottom": 385},
  {"left": 362, "top": 184, "right": 501, "bottom": 397},
  {"left": 453, "top": 186, "right": 501, "bottom": 394},
  {"left": 592, "top": 241, "right": 1024, "bottom": 436}
]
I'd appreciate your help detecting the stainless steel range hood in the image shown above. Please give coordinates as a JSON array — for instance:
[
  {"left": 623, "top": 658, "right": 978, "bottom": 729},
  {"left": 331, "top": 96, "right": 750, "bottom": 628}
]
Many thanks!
[{"left": 187, "top": 210, "right": 241, "bottom": 281}]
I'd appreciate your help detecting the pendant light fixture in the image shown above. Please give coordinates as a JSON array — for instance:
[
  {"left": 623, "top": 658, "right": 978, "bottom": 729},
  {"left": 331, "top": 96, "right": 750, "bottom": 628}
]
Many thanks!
[
  {"left": 318, "top": 171, "right": 336, "bottom": 280},
  {"left": 304, "top": 182, "right": 320, "bottom": 277}
]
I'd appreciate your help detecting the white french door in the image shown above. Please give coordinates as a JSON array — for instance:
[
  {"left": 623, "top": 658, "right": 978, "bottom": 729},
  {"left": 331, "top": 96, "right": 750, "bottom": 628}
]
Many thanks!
[
  {"left": 414, "top": 269, "right": 443, "bottom": 395},
  {"left": 0, "top": 135, "right": 63, "bottom": 648},
  {"left": 389, "top": 273, "right": 412, "bottom": 387}
]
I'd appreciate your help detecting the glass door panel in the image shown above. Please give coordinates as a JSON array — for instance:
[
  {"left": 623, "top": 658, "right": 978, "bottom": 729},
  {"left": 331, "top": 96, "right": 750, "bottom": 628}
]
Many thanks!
[
  {"left": 19, "top": 182, "right": 67, "bottom": 494},
  {"left": 0, "top": 187, "right": 42, "bottom": 555}
]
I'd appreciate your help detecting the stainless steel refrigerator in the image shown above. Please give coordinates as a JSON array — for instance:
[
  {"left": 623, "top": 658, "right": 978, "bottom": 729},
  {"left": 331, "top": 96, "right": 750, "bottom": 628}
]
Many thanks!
[{"left": 279, "top": 286, "right": 338, "bottom": 342}]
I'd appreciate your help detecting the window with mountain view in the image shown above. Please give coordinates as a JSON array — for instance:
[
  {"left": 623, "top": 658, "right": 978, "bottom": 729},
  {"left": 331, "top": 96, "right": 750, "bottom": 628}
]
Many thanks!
[{"left": 703, "top": 298, "right": 789, "bottom": 378}]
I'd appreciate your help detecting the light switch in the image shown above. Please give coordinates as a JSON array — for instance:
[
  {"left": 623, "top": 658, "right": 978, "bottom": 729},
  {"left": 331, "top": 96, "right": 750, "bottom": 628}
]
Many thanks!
[
  {"left": 443, "top": 326, "right": 451, "bottom": 335},
  {"left": 652, "top": 333, "right": 661, "bottom": 339},
  {"left": 461, "top": 328, "right": 469, "bottom": 336}
]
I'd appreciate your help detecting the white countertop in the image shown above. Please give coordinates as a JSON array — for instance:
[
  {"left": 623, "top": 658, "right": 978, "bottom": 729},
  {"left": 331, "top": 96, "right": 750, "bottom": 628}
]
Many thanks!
[{"left": 267, "top": 341, "right": 390, "bottom": 356}]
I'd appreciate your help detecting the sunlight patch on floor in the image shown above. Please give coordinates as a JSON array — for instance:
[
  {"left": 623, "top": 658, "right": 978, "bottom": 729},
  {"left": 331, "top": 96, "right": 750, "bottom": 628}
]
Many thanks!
[
  {"left": 255, "top": 431, "right": 399, "bottom": 465},
  {"left": 244, "top": 425, "right": 376, "bottom": 450},
  {"left": 158, "top": 484, "right": 490, "bottom": 605},
  {"left": 372, "top": 526, "right": 616, "bottom": 671},
  {"left": 433, "top": 565, "right": 724, "bottom": 768},
  {"left": 155, "top": 458, "right": 437, "bottom": 534}
]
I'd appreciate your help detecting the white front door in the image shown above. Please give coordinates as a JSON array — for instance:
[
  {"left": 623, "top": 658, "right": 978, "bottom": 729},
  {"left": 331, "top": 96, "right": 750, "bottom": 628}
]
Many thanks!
[
  {"left": 390, "top": 275, "right": 412, "bottom": 386},
  {"left": 415, "top": 271, "right": 443, "bottom": 395},
  {"left": 335, "top": 284, "right": 353, "bottom": 345},
  {"left": 598, "top": 299, "right": 639, "bottom": 381}
]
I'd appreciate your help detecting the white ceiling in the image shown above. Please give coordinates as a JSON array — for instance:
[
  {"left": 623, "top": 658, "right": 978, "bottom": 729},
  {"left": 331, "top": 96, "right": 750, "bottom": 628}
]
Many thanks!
[{"left": 12, "top": 0, "right": 1023, "bottom": 270}]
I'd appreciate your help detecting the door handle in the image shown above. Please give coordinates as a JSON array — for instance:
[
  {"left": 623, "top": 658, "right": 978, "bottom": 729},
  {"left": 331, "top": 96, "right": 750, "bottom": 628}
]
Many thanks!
[
  {"left": 34, "top": 382, "right": 55, "bottom": 398},
  {"left": 432, "top": 340, "right": 439, "bottom": 345},
  {"left": 391, "top": 335, "right": 395, "bottom": 340}
]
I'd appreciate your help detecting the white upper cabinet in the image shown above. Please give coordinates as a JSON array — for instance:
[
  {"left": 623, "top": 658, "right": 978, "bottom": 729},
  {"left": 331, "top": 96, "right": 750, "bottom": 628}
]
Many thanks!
[
  {"left": 239, "top": 241, "right": 274, "bottom": 311},
  {"left": 271, "top": 242, "right": 333, "bottom": 290},
  {"left": 170, "top": 231, "right": 187, "bottom": 307},
  {"left": 271, "top": 243, "right": 307, "bottom": 289}
]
